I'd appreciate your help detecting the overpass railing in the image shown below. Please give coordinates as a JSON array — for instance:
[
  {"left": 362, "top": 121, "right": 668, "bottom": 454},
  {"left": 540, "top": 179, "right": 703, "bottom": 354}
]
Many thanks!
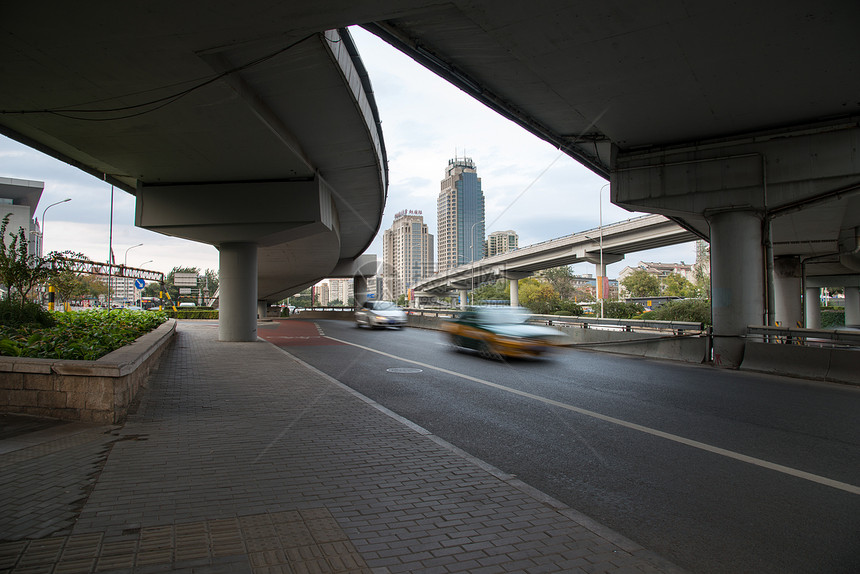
[
  {"left": 747, "top": 326, "right": 860, "bottom": 349},
  {"left": 406, "top": 308, "right": 704, "bottom": 334}
]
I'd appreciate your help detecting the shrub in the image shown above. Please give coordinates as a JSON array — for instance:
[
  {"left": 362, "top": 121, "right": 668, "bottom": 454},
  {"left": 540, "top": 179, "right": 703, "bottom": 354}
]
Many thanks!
[
  {"left": 820, "top": 310, "right": 844, "bottom": 328},
  {"left": 0, "top": 299, "right": 56, "bottom": 328},
  {"left": 0, "top": 308, "right": 167, "bottom": 360},
  {"left": 647, "top": 299, "right": 711, "bottom": 326},
  {"left": 163, "top": 309, "right": 219, "bottom": 319},
  {"left": 602, "top": 301, "right": 644, "bottom": 319}
]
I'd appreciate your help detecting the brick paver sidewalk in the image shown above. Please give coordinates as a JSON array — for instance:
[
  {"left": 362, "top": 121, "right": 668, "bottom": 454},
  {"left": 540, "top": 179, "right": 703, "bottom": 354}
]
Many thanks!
[{"left": 0, "top": 321, "right": 686, "bottom": 573}]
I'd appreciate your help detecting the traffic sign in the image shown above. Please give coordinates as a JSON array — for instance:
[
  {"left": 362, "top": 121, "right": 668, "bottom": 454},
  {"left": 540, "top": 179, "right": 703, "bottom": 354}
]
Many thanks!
[{"left": 134, "top": 278, "right": 146, "bottom": 289}]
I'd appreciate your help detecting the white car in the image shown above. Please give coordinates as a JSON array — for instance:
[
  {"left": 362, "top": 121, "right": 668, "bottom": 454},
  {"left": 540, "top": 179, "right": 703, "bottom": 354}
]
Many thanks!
[{"left": 355, "top": 300, "right": 407, "bottom": 328}]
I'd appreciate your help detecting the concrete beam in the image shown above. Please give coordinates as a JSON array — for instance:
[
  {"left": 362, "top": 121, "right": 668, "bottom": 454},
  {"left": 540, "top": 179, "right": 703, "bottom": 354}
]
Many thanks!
[{"left": 135, "top": 175, "right": 337, "bottom": 246}]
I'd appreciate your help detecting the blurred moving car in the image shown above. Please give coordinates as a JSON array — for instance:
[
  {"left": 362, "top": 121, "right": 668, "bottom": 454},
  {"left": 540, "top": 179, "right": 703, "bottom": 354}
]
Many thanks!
[
  {"left": 443, "top": 306, "right": 568, "bottom": 359},
  {"left": 355, "top": 300, "right": 407, "bottom": 328}
]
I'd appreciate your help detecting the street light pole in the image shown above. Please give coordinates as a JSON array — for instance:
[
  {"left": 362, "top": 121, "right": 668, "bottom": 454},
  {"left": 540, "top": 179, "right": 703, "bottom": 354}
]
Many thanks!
[
  {"left": 39, "top": 198, "right": 71, "bottom": 255},
  {"left": 598, "top": 183, "right": 609, "bottom": 319},
  {"left": 470, "top": 219, "right": 484, "bottom": 305},
  {"left": 123, "top": 243, "right": 143, "bottom": 306}
]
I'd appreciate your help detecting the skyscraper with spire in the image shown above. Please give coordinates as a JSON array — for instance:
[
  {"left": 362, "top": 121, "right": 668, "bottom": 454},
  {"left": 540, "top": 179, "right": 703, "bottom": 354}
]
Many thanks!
[{"left": 437, "top": 156, "right": 485, "bottom": 272}]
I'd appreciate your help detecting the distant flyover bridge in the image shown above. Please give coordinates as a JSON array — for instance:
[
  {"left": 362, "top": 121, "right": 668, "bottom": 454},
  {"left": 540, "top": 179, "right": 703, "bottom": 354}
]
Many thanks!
[{"left": 412, "top": 214, "right": 696, "bottom": 307}]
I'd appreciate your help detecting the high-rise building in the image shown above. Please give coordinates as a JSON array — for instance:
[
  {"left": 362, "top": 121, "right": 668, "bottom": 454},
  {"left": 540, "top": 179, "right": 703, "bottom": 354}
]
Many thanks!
[
  {"left": 487, "top": 230, "right": 518, "bottom": 257},
  {"left": 382, "top": 210, "right": 434, "bottom": 300},
  {"left": 328, "top": 278, "right": 353, "bottom": 305},
  {"left": 437, "top": 157, "right": 485, "bottom": 272}
]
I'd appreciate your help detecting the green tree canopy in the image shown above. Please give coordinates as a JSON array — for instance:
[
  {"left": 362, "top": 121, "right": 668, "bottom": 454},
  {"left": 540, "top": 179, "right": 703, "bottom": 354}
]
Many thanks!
[
  {"left": 518, "top": 278, "right": 560, "bottom": 314},
  {"left": 0, "top": 214, "right": 78, "bottom": 308},
  {"left": 621, "top": 268, "right": 661, "bottom": 297},
  {"left": 661, "top": 273, "right": 697, "bottom": 298},
  {"left": 648, "top": 299, "right": 711, "bottom": 325},
  {"left": 540, "top": 266, "right": 579, "bottom": 300},
  {"left": 472, "top": 279, "right": 509, "bottom": 304}
]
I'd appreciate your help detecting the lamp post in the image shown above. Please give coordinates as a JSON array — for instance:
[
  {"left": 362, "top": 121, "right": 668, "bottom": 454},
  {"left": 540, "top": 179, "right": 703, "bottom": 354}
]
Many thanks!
[
  {"left": 598, "top": 183, "right": 609, "bottom": 319},
  {"left": 470, "top": 219, "right": 484, "bottom": 305},
  {"left": 39, "top": 198, "right": 71, "bottom": 254},
  {"left": 123, "top": 243, "right": 143, "bottom": 306}
]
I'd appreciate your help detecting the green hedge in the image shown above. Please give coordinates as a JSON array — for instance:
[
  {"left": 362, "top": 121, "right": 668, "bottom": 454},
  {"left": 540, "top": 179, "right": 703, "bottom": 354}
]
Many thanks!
[
  {"left": 821, "top": 310, "right": 844, "bottom": 328},
  {"left": 162, "top": 309, "right": 219, "bottom": 319},
  {"left": 0, "top": 309, "right": 167, "bottom": 360},
  {"left": 646, "top": 299, "right": 712, "bottom": 326}
]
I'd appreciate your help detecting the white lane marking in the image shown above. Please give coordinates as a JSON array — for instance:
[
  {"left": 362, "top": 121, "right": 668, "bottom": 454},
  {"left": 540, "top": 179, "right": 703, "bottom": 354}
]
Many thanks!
[{"left": 325, "top": 335, "right": 860, "bottom": 495}]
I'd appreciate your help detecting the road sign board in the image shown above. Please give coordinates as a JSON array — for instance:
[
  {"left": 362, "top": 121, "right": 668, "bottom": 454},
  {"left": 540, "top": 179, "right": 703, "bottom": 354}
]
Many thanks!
[
  {"left": 174, "top": 272, "right": 197, "bottom": 287},
  {"left": 134, "top": 278, "right": 146, "bottom": 289}
]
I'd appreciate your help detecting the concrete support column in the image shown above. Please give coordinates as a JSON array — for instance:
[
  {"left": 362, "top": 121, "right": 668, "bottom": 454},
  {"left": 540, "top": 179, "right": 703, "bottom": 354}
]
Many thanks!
[
  {"left": 846, "top": 285, "right": 860, "bottom": 327},
  {"left": 257, "top": 301, "right": 268, "bottom": 320},
  {"left": 708, "top": 210, "right": 764, "bottom": 368},
  {"left": 510, "top": 278, "right": 520, "bottom": 307},
  {"left": 219, "top": 242, "right": 258, "bottom": 342},
  {"left": 773, "top": 256, "right": 802, "bottom": 328},
  {"left": 805, "top": 287, "right": 822, "bottom": 329},
  {"left": 354, "top": 275, "right": 368, "bottom": 308},
  {"left": 459, "top": 289, "right": 468, "bottom": 310}
]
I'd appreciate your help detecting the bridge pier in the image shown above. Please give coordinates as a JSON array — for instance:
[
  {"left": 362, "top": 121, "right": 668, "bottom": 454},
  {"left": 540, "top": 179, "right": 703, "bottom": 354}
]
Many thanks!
[
  {"left": 219, "top": 242, "right": 258, "bottom": 342},
  {"left": 847, "top": 286, "right": 860, "bottom": 326},
  {"left": 503, "top": 272, "right": 530, "bottom": 307},
  {"left": 354, "top": 275, "right": 368, "bottom": 308},
  {"left": 805, "top": 287, "right": 822, "bottom": 329},
  {"left": 773, "top": 256, "right": 803, "bottom": 328},
  {"left": 708, "top": 210, "right": 764, "bottom": 368}
]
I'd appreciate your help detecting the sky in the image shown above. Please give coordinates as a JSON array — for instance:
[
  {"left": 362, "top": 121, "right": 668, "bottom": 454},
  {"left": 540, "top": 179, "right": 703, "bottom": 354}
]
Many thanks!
[{"left": 0, "top": 26, "right": 696, "bottom": 281}]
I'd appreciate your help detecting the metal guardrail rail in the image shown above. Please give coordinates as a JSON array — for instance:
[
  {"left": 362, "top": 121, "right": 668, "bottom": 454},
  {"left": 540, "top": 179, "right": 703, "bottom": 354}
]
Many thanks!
[
  {"left": 747, "top": 325, "right": 860, "bottom": 348},
  {"left": 404, "top": 308, "right": 705, "bottom": 335}
]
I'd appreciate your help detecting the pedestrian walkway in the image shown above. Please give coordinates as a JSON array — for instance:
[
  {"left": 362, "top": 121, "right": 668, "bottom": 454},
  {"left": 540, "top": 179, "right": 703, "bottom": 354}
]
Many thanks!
[{"left": 0, "top": 321, "right": 686, "bottom": 573}]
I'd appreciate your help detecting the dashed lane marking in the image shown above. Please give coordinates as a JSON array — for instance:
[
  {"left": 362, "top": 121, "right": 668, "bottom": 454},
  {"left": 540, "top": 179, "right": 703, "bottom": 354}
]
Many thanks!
[{"left": 325, "top": 335, "right": 860, "bottom": 496}]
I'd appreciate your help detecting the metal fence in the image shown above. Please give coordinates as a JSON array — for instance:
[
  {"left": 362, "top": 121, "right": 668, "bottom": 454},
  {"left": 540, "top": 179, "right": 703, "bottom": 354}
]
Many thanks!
[{"left": 747, "top": 326, "right": 860, "bottom": 349}]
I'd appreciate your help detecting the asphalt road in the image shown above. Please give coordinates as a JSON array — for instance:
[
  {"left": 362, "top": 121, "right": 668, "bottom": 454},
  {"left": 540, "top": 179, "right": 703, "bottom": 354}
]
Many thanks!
[{"left": 261, "top": 319, "right": 860, "bottom": 574}]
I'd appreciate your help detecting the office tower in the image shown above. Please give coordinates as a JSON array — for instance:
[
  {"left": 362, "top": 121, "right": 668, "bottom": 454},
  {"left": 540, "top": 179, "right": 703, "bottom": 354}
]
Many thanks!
[
  {"left": 437, "top": 157, "right": 485, "bottom": 272},
  {"left": 382, "top": 210, "right": 434, "bottom": 300},
  {"left": 487, "top": 230, "right": 518, "bottom": 257}
]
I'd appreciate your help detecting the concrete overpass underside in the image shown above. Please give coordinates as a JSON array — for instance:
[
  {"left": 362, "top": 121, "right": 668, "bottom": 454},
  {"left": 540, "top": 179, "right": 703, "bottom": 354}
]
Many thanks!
[
  {"left": 1, "top": 10, "right": 388, "bottom": 341},
  {"left": 2, "top": 2, "right": 859, "bottom": 364},
  {"left": 364, "top": 1, "right": 860, "bottom": 366}
]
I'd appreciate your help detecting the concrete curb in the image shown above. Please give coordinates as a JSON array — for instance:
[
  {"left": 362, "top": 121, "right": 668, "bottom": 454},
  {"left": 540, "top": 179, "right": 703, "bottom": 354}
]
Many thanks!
[{"left": 0, "top": 319, "right": 176, "bottom": 423}]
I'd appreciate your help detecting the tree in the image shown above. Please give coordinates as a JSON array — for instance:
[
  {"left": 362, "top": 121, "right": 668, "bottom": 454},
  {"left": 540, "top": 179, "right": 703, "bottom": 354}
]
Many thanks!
[
  {"left": 49, "top": 267, "right": 88, "bottom": 306},
  {"left": 661, "top": 273, "right": 697, "bottom": 298},
  {"left": 648, "top": 299, "right": 711, "bottom": 325},
  {"left": 621, "top": 268, "right": 661, "bottom": 297},
  {"left": 541, "top": 266, "right": 578, "bottom": 300},
  {"left": 518, "top": 278, "right": 560, "bottom": 314},
  {"left": 0, "top": 214, "right": 74, "bottom": 307},
  {"left": 472, "top": 279, "right": 509, "bottom": 304},
  {"left": 603, "top": 301, "right": 644, "bottom": 319},
  {"left": 78, "top": 274, "right": 109, "bottom": 302},
  {"left": 200, "top": 268, "right": 219, "bottom": 296},
  {"left": 692, "top": 240, "right": 711, "bottom": 298},
  {"left": 289, "top": 288, "right": 313, "bottom": 308}
]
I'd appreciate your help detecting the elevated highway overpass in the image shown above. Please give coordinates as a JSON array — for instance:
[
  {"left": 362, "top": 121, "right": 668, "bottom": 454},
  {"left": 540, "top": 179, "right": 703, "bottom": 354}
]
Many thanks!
[
  {"left": 2, "top": 2, "right": 858, "bottom": 366},
  {"left": 413, "top": 214, "right": 696, "bottom": 305}
]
